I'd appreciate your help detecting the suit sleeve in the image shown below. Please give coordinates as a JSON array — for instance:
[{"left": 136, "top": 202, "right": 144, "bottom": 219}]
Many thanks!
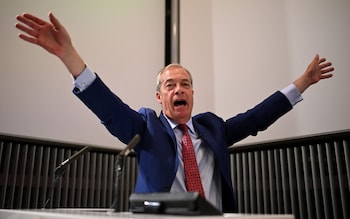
[
  {"left": 74, "top": 75, "right": 145, "bottom": 144},
  {"left": 225, "top": 91, "right": 293, "bottom": 144}
]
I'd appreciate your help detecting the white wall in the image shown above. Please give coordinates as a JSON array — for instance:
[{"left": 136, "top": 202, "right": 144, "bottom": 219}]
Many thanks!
[
  {"left": 2, "top": 0, "right": 349, "bottom": 150},
  {"left": 182, "top": 0, "right": 350, "bottom": 144},
  {"left": 180, "top": 0, "right": 215, "bottom": 115},
  {"left": 0, "top": 0, "right": 164, "bottom": 149},
  {"left": 284, "top": 0, "right": 350, "bottom": 141}
]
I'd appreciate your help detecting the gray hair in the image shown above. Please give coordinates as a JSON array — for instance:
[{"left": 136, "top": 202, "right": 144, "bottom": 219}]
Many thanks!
[{"left": 156, "top": 63, "right": 193, "bottom": 92}]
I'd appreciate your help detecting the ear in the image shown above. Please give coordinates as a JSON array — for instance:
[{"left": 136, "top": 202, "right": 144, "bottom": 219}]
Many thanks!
[{"left": 156, "top": 92, "right": 162, "bottom": 104}]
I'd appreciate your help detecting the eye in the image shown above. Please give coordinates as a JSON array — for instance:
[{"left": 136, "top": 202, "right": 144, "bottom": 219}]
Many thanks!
[
  {"left": 165, "top": 83, "right": 175, "bottom": 89},
  {"left": 182, "top": 82, "right": 191, "bottom": 88}
]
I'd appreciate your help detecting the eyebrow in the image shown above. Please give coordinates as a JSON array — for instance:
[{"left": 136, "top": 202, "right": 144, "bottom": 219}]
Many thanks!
[{"left": 164, "top": 78, "right": 191, "bottom": 84}]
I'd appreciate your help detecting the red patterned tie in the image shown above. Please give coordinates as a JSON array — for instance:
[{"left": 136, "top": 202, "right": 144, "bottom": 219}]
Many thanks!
[{"left": 178, "top": 124, "right": 205, "bottom": 198}]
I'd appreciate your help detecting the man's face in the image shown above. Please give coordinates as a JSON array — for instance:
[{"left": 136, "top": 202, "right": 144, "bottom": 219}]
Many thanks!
[{"left": 156, "top": 66, "right": 194, "bottom": 124}]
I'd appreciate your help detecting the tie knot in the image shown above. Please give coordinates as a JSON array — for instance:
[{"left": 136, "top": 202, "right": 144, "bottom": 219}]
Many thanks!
[{"left": 178, "top": 124, "right": 188, "bottom": 133}]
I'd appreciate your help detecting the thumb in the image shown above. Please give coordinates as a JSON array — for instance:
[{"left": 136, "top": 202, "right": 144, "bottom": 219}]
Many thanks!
[{"left": 48, "top": 12, "right": 64, "bottom": 31}]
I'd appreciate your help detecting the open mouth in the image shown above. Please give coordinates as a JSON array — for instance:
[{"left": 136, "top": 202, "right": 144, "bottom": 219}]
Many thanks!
[{"left": 174, "top": 100, "right": 187, "bottom": 106}]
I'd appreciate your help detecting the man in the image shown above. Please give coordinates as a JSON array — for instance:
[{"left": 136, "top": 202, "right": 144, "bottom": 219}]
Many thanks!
[{"left": 15, "top": 12, "right": 334, "bottom": 212}]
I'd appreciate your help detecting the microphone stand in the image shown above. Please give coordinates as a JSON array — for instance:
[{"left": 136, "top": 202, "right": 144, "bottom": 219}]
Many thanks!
[
  {"left": 112, "top": 134, "right": 140, "bottom": 212},
  {"left": 43, "top": 146, "right": 91, "bottom": 209},
  {"left": 113, "top": 154, "right": 125, "bottom": 212},
  {"left": 43, "top": 172, "right": 62, "bottom": 209}
]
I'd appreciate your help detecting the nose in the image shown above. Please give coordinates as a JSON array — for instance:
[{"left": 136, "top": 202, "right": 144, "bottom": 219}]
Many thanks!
[{"left": 174, "top": 84, "right": 184, "bottom": 94}]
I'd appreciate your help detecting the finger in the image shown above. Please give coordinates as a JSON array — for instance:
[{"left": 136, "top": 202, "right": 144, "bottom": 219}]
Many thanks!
[
  {"left": 16, "top": 14, "right": 41, "bottom": 31},
  {"left": 321, "top": 67, "right": 335, "bottom": 74},
  {"left": 49, "top": 12, "right": 63, "bottom": 31},
  {"left": 18, "top": 33, "right": 38, "bottom": 45},
  {"left": 320, "top": 74, "right": 333, "bottom": 80},
  {"left": 320, "top": 62, "right": 332, "bottom": 69},
  {"left": 15, "top": 23, "right": 38, "bottom": 37},
  {"left": 318, "top": 57, "right": 326, "bottom": 64},
  {"left": 22, "top": 13, "right": 48, "bottom": 26}
]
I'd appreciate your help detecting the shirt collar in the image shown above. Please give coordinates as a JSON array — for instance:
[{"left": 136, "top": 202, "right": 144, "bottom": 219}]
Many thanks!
[{"left": 162, "top": 112, "right": 195, "bottom": 133}]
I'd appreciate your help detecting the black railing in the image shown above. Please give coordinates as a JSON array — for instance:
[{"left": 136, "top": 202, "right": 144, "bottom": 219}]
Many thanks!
[
  {"left": 230, "top": 130, "right": 350, "bottom": 219},
  {"left": 0, "top": 134, "right": 136, "bottom": 210}
]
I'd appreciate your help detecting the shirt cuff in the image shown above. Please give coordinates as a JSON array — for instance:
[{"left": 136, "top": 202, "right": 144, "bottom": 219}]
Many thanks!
[
  {"left": 280, "top": 83, "right": 303, "bottom": 106},
  {"left": 73, "top": 65, "right": 96, "bottom": 93}
]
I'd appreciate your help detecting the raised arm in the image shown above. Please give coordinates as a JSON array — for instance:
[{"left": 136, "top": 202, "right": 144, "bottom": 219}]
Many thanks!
[
  {"left": 16, "top": 12, "right": 85, "bottom": 77},
  {"left": 293, "top": 54, "right": 334, "bottom": 94}
]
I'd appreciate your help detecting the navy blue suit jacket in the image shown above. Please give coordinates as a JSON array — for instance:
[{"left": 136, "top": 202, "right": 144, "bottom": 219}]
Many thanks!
[{"left": 75, "top": 75, "right": 292, "bottom": 212}]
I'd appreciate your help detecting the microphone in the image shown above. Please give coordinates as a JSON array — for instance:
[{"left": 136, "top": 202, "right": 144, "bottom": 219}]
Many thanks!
[
  {"left": 118, "top": 134, "right": 140, "bottom": 157},
  {"left": 43, "top": 145, "right": 91, "bottom": 208},
  {"left": 113, "top": 134, "right": 140, "bottom": 212},
  {"left": 55, "top": 146, "right": 91, "bottom": 175}
]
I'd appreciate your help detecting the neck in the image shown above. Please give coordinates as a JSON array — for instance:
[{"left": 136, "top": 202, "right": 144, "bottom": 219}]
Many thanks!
[{"left": 162, "top": 112, "right": 191, "bottom": 127}]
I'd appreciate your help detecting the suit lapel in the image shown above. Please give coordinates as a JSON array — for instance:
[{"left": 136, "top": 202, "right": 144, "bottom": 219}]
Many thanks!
[{"left": 159, "top": 112, "right": 177, "bottom": 150}]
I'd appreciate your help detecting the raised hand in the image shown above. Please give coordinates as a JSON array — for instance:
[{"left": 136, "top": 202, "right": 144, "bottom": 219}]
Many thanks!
[
  {"left": 16, "top": 12, "right": 72, "bottom": 58},
  {"left": 16, "top": 12, "right": 85, "bottom": 77},
  {"left": 294, "top": 54, "right": 334, "bottom": 94}
]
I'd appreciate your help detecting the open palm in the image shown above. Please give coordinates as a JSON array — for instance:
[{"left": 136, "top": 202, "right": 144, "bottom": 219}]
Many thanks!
[{"left": 16, "top": 12, "right": 72, "bottom": 59}]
